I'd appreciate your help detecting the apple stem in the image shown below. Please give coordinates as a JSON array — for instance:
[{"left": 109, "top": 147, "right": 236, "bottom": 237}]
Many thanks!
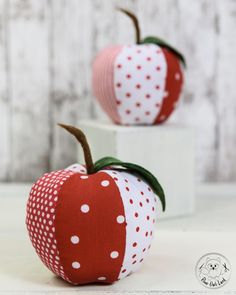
[
  {"left": 118, "top": 8, "right": 141, "bottom": 44},
  {"left": 58, "top": 123, "right": 95, "bottom": 174}
]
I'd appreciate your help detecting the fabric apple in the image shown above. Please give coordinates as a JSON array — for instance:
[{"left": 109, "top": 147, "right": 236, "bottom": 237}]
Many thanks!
[
  {"left": 92, "top": 8, "right": 185, "bottom": 125},
  {"left": 26, "top": 124, "right": 165, "bottom": 285}
]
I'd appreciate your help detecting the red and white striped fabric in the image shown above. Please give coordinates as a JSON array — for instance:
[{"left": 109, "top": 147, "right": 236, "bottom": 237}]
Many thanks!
[
  {"left": 26, "top": 164, "right": 157, "bottom": 285},
  {"left": 92, "top": 44, "right": 183, "bottom": 125}
]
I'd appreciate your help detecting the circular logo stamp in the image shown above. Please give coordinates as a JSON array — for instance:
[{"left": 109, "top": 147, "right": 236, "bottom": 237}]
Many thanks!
[{"left": 195, "top": 253, "right": 231, "bottom": 289}]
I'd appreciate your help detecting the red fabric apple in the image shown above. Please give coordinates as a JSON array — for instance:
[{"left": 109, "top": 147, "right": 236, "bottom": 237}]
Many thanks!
[
  {"left": 92, "top": 8, "right": 185, "bottom": 125},
  {"left": 26, "top": 124, "right": 165, "bottom": 285}
]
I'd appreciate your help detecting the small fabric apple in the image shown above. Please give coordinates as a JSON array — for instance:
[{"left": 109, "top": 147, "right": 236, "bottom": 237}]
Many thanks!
[
  {"left": 26, "top": 124, "right": 165, "bottom": 285},
  {"left": 92, "top": 8, "right": 185, "bottom": 125}
]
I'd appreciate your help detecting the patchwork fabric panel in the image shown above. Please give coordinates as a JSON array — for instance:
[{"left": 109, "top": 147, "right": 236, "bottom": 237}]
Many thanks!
[
  {"left": 114, "top": 44, "right": 167, "bottom": 125},
  {"left": 26, "top": 165, "right": 157, "bottom": 285},
  {"left": 92, "top": 44, "right": 183, "bottom": 125},
  {"left": 26, "top": 169, "right": 75, "bottom": 282}
]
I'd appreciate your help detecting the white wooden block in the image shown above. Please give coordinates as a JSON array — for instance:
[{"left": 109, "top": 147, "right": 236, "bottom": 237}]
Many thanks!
[{"left": 78, "top": 120, "right": 195, "bottom": 219}]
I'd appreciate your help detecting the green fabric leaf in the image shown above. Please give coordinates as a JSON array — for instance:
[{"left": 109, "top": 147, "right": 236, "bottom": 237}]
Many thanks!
[
  {"left": 141, "top": 36, "right": 186, "bottom": 68},
  {"left": 94, "top": 156, "right": 166, "bottom": 211}
]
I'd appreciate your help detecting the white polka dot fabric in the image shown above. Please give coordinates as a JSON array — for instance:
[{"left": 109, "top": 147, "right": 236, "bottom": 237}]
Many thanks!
[
  {"left": 114, "top": 44, "right": 167, "bottom": 124},
  {"left": 26, "top": 169, "right": 75, "bottom": 281},
  {"left": 65, "top": 163, "right": 87, "bottom": 174},
  {"left": 103, "top": 170, "right": 157, "bottom": 279}
]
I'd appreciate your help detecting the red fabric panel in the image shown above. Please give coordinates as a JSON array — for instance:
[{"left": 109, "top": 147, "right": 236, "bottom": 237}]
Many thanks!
[
  {"left": 154, "top": 48, "right": 183, "bottom": 124},
  {"left": 26, "top": 169, "right": 75, "bottom": 281},
  {"left": 55, "top": 172, "right": 126, "bottom": 284},
  {"left": 92, "top": 46, "right": 122, "bottom": 124}
]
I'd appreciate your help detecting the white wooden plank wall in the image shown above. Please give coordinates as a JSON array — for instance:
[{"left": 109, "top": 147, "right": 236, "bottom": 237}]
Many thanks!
[
  {"left": 9, "top": 0, "right": 50, "bottom": 181},
  {"left": 49, "top": 0, "right": 92, "bottom": 170},
  {"left": 0, "top": 0, "right": 235, "bottom": 182},
  {"left": 0, "top": 0, "right": 10, "bottom": 181}
]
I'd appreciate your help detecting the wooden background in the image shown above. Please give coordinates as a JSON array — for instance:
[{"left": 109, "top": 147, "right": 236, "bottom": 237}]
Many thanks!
[{"left": 0, "top": 0, "right": 235, "bottom": 182}]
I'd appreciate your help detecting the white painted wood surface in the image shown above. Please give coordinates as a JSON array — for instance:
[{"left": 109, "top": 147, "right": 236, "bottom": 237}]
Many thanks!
[
  {"left": 0, "top": 0, "right": 236, "bottom": 182},
  {"left": 0, "top": 183, "right": 236, "bottom": 294},
  {"left": 79, "top": 120, "right": 195, "bottom": 219}
]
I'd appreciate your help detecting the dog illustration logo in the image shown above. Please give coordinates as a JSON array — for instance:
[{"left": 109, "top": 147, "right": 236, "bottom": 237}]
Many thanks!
[{"left": 196, "top": 253, "right": 231, "bottom": 289}]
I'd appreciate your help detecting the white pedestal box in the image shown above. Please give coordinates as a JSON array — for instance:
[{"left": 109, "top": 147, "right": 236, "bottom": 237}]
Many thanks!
[{"left": 78, "top": 120, "right": 195, "bottom": 219}]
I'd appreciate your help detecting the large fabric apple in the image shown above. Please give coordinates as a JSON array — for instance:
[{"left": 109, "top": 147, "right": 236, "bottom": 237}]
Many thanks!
[
  {"left": 26, "top": 124, "right": 165, "bottom": 285},
  {"left": 92, "top": 8, "right": 185, "bottom": 125}
]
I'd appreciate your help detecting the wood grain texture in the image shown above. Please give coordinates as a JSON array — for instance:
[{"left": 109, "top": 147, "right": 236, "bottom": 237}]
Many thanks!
[
  {"left": 168, "top": 0, "right": 219, "bottom": 181},
  {"left": 0, "top": 0, "right": 236, "bottom": 182},
  {"left": 0, "top": 0, "right": 10, "bottom": 181},
  {"left": 216, "top": 0, "right": 236, "bottom": 181},
  {"left": 8, "top": 0, "right": 50, "bottom": 181},
  {"left": 49, "top": 0, "right": 93, "bottom": 171}
]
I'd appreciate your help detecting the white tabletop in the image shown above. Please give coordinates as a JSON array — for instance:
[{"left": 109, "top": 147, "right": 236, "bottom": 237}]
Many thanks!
[{"left": 0, "top": 183, "right": 236, "bottom": 294}]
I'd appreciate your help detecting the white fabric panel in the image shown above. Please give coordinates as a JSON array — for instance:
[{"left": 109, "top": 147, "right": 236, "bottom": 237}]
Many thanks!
[
  {"left": 103, "top": 169, "right": 157, "bottom": 279},
  {"left": 114, "top": 44, "right": 167, "bottom": 125}
]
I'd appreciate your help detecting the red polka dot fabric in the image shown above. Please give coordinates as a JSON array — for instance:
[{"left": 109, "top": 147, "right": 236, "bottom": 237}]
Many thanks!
[
  {"left": 26, "top": 169, "right": 76, "bottom": 282},
  {"left": 26, "top": 164, "right": 158, "bottom": 285},
  {"left": 92, "top": 44, "right": 183, "bottom": 125}
]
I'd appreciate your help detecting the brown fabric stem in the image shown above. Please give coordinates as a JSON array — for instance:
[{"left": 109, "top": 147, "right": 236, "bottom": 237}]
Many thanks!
[
  {"left": 58, "top": 123, "right": 95, "bottom": 174},
  {"left": 118, "top": 8, "right": 141, "bottom": 44}
]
